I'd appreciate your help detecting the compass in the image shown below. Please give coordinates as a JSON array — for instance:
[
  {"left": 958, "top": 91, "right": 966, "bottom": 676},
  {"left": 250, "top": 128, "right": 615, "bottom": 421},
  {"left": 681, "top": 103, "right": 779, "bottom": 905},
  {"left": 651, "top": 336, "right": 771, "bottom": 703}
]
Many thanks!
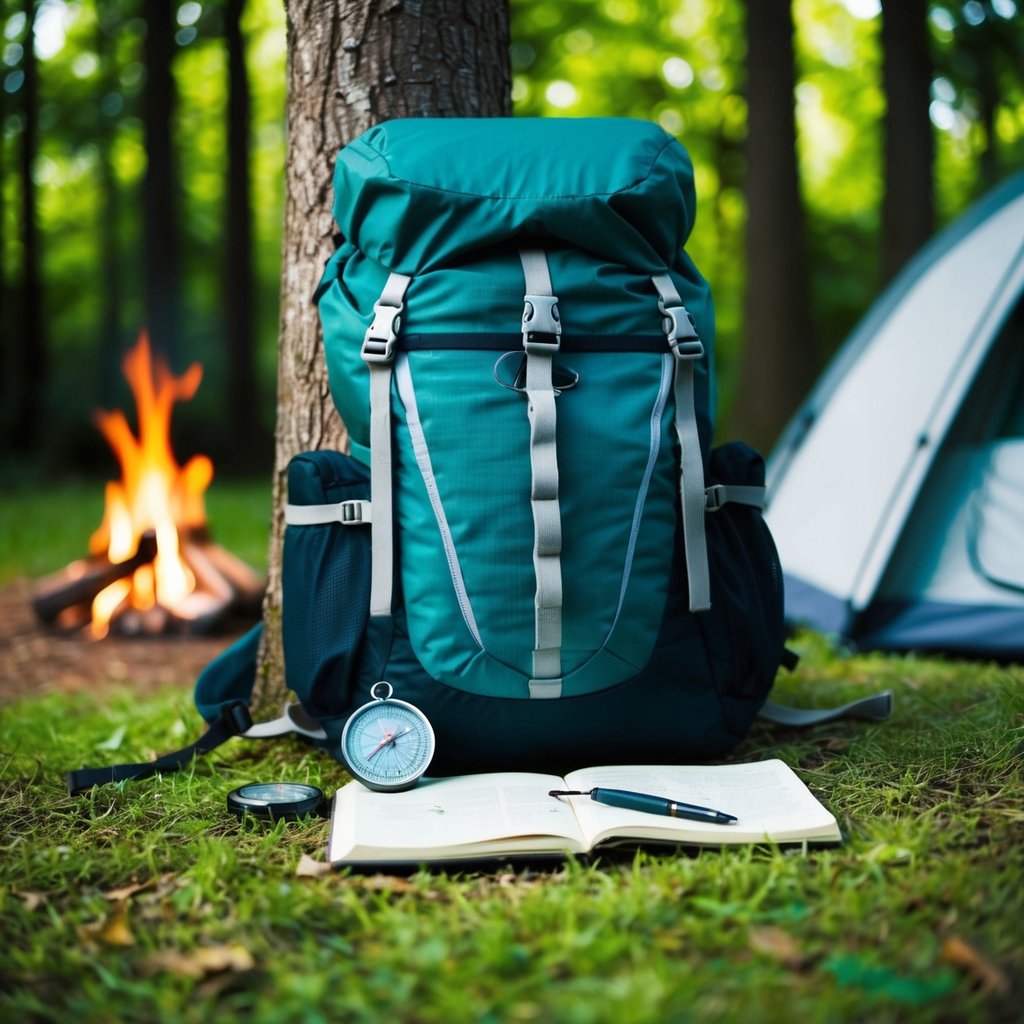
[
  {"left": 340, "top": 682, "right": 435, "bottom": 792},
  {"left": 226, "top": 781, "right": 325, "bottom": 822}
]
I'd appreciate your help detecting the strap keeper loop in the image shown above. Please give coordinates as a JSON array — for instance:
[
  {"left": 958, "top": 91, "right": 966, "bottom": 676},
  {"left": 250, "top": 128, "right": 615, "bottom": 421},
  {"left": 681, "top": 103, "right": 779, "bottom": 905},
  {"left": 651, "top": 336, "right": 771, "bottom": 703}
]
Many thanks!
[
  {"left": 669, "top": 335, "right": 705, "bottom": 361},
  {"left": 705, "top": 484, "right": 726, "bottom": 512},
  {"left": 340, "top": 500, "right": 367, "bottom": 524},
  {"left": 224, "top": 701, "right": 253, "bottom": 736}
]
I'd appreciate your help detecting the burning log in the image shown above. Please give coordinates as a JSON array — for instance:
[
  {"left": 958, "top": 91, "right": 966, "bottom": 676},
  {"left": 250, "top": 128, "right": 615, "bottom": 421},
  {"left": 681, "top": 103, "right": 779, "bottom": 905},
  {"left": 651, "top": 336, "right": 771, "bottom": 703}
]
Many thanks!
[
  {"left": 185, "top": 528, "right": 265, "bottom": 615},
  {"left": 31, "top": 527, "right": 265, "bottom": 639},
  {"left": 31, "top": 533, "right": 158, "bottom": 628},
  {"left": 31, "top": 332, "right": 265, "bottom": 639}
]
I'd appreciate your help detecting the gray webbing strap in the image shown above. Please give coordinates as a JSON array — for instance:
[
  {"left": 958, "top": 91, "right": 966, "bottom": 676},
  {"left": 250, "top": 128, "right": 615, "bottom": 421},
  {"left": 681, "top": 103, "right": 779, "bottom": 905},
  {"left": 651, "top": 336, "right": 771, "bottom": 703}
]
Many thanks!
[
  {"left": 284, "top": 500, "right": 372, "bottom": 526},
  {"left": 651, "top": 273, "right": 711, "bottom": 612},
  {"left": 759, "top": 690, "right": 893, "bottom": 727},
  {"left": 361, "top": 271, "right": 411, "bottom": 619},
  {"left": 520, "top": 249, "right": 563, "bottom": 699},
  {"left": 705, "top": 484, "right": 766, "bottom": 511},
  {"left": 242, "top": 701, "right": 329, "bottom": 741}
]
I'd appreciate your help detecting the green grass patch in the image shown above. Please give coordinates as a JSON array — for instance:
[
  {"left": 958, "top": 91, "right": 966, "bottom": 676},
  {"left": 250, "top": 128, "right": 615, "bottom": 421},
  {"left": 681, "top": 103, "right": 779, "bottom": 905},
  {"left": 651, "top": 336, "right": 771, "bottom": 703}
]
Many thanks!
[
  {"left": 0, "top": 479, "right": 270, "bottom": 586},
  {"left": 1, "top": 637, "right": 1021, "bottom": 1022}
]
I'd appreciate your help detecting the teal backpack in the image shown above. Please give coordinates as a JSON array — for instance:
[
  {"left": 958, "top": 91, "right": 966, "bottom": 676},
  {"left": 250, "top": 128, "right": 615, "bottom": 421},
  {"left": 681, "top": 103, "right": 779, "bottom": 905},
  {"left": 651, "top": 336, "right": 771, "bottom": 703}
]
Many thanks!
[{"left": 67, "top": 118, "right": 890, "bottom": 795}]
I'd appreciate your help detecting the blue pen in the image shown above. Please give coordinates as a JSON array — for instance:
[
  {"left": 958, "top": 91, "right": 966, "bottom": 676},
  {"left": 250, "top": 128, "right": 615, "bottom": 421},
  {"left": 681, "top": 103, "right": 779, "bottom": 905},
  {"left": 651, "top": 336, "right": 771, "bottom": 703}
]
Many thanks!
[{"left": 549, "top": 787, "right": 737, "bottom": 825}]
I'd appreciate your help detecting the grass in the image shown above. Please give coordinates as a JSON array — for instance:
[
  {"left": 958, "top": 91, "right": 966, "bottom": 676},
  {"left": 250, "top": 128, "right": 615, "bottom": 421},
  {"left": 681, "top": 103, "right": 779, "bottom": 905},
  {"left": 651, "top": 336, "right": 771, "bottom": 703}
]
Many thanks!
[{"left": 1, "top": 485, "right": 1022, "bottom": 1022}]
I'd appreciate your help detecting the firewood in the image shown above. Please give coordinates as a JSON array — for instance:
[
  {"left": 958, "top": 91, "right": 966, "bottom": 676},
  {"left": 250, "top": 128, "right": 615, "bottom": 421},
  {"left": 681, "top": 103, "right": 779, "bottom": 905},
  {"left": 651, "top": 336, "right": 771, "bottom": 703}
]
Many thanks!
[{"left": 31, "top": 533, "right": 158, "bottom": 624}]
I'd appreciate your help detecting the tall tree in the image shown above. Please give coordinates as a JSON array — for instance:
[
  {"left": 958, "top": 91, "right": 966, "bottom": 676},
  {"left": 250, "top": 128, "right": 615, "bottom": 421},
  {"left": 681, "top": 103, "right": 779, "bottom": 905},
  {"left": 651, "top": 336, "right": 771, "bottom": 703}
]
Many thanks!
[
  {"left": 730, "top": 0, "right": 815, "bottom": 453},
  {"left": 880, "top": 0, "right": 933, "bottom": 284},
  {"left": 224, "top": 0, "right": 266, "bottom": 468},
  {"left": 253, "top": 0, "right": 512, "bottom": 710},
  {"left": 96, "top": 1, "right": 125, "bottom": 406},
  {"left": 142, "top": 0, "right": 182, "bottom": 362},
  {"left": 11, "top": 0, "right": 45, "bottom": 455},
  {"left": 0, "top": 8, "right": 7, "bottom": 425}
]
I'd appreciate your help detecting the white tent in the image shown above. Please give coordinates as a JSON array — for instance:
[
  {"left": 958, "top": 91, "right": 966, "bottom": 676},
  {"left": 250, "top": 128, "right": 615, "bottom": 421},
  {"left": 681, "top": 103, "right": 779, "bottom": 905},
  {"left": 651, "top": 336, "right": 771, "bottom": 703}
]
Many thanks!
[{"left": 765, "top": 172, "right": 1024, "bottom": 658}]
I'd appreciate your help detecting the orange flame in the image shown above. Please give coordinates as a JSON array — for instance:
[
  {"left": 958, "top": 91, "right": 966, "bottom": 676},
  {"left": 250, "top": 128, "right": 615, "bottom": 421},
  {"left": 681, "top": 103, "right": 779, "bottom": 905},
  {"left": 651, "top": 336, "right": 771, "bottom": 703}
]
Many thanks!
[{"left": 88, "top": 331, "right": 213, "bottom": 637}]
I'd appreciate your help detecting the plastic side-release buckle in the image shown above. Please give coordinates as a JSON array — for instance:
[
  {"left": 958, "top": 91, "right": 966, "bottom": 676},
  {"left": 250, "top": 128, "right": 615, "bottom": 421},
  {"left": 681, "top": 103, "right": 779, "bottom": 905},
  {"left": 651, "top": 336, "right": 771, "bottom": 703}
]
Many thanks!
[
  {"left": 659, "top": 302, "right": 703, "bottom": 361},
  {"left": 522, "top": 294, "right": 562, "bottom": 352},
  {"left": 361, "top": 302, "right": 402, "bottom": 364}
]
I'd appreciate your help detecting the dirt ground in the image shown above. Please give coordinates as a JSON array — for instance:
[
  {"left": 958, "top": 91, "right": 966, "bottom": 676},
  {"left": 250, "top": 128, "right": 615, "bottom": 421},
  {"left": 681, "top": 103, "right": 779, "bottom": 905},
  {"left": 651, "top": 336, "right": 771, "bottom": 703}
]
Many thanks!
[{"left": 0, "top": 577, "right": 250, "bottom": 704}]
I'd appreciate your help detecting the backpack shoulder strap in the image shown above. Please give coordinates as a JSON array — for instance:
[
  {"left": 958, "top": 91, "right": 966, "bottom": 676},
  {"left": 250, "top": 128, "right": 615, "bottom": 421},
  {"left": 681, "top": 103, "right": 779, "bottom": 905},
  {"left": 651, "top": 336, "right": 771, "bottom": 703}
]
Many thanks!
[
  {"left": 65, "top": 623, "right": 327, "bottom": 796},
  {"left": 66, "top": 700, "right": 254, "bottom": 796},
  {"left": 651, "top": 272, "right": 711, "bottom": 612}
]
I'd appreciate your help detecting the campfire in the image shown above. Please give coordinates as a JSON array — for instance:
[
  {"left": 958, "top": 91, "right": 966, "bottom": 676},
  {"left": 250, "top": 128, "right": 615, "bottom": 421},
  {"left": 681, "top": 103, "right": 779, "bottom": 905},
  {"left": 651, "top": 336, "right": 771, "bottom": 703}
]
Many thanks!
[{"left": 32, "top": 333, "right": 265, "bottom": 637}]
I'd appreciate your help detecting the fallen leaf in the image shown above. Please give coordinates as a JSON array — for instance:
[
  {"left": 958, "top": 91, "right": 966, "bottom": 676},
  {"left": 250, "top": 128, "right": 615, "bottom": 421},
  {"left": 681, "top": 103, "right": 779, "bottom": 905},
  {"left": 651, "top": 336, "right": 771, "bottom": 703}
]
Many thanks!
[
  {"left": 103, "top": 881, "right": 149, "bottom": 902},
  {"left": 295, "top": 854, "right": 331, "bottom": 878},
  {"left": 359, "top": 873, "right": 416, "bottom": 893},
  {"left": 97, "top": 725, "right": 126, "bottom": 751},
  {"left": 749, "top": 926, "right": 808, "bottom": 969},
  {"left": 103, "top": 872, "right": 178, "bottom": 903},
  {"left": 820, "top": 737, "right": 853, "bottom": 752},
  {"left": 16, "top": 891, "right": 47, "bottom": 912},
  {"left": 79, "top": 901, "right": 136, "bottom": 948},
  {"left": 144, "top": 944, "right": 254, "bottom": 980},
  {"left": 940, "top": 936, "right": 1011, "bottom": 996}
]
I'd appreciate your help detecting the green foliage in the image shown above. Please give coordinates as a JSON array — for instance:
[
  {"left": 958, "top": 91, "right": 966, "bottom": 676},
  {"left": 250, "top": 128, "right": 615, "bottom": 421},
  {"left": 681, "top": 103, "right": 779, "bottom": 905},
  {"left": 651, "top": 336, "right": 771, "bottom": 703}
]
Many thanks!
[
  {"left": 2, "top": 0, "right": 1023, "bottom": 464},
  {"left": 509, "top": 0, "right": 1024, "bottom": 422},
  {"left": 1, "top": 639, "right": 1021, "bottom": 1021},
  {"left": 510, "top": 0, "right": 750, "bottom": 402},
  {"left": 2, "top": 0, "right": 286, "bottom": 468}
]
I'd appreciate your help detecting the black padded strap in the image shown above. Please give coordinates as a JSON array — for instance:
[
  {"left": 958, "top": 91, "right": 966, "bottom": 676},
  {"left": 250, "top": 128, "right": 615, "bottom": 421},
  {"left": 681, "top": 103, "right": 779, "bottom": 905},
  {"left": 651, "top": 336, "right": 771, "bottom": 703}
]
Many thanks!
[{"left": 66, "top": 701, "right": 253, "bottom": 796}]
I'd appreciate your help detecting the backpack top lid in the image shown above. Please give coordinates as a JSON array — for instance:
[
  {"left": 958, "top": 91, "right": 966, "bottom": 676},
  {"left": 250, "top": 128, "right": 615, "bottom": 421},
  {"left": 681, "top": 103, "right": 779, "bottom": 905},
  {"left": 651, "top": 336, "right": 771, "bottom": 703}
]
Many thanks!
[{"left": 333, "top": 117, "right": 698, "bottom": 275}]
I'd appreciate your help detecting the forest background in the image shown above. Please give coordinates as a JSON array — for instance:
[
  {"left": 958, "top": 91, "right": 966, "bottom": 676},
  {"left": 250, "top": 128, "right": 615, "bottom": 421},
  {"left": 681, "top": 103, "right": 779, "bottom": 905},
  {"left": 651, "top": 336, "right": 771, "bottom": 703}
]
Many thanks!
[{"left": 2, "top": 0, "right": 1023, "bottom": 480}]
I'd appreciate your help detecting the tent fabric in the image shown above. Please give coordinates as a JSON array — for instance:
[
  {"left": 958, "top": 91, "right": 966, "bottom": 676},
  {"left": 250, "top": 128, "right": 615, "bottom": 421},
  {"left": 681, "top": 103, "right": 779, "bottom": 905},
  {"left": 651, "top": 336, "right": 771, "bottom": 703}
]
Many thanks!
[
  {"left": 765, "top": 172, "right": 1024, "bottom": 659},
  {"left": 971, "top": 440, "right": 1024, "bottom": 594}
]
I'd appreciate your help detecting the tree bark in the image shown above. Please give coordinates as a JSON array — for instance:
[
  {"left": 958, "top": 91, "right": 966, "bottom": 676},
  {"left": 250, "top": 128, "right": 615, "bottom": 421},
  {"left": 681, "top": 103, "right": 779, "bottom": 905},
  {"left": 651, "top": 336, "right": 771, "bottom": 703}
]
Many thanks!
[
  {"left": 730, "top": 0, "right": 815, "bottom": 453},
  {"left": 0, "top": 14, "right": 7, "bottom": 425},
  {"left": 142, "top": 0, "right": 182, "bottom": 363},
  {"left": 224, "top": 0, "right": 267, "bottom": 470},
  {"left": 880, "top": 0, "right": 933, "bottom": 284},
  {"left": 253, "top": 0, "right": 511, "bottom": 713},
  {"left": 96, "top": 1, "right": 124, "bottom": 406},
  {"left": 11, "top": 0, "right": 45, "bottom": 455}
]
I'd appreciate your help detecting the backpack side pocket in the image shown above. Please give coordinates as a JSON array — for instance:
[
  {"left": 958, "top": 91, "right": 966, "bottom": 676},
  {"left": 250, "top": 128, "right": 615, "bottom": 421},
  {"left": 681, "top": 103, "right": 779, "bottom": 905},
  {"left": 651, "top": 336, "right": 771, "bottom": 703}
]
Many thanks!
[
  {"left": 698, "top": 442, "right": 786, "bottom": 729},
  {"left": 282, "top": 450, "right": 372, "bottom": 719}
]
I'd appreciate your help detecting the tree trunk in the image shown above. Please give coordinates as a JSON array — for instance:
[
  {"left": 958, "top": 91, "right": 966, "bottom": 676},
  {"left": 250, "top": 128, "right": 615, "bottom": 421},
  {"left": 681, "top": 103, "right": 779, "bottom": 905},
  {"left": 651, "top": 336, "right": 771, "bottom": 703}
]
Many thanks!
[
  {"left": 253, "top": 0, "right": 511, "bottom": 714},
  {"left": 142, "top": 0, "right": 181, "bottom": 363},
  {"left": 96, "top": 1, "right": 124, "bottom": 406},
  {"left": 975, "top": 54, "right": 998, "bottom": 193},
  {"left": 0, "top": 18, "right": 7, "bottom": 426},
  {"left": 224, "top": 0, "right": 267, "bottom": 470},
  {"left": 11, "top": 0, "right": 45, "bottom": 455},
  {"left": 730, "top": 0, "right": 815, "bottom": 453},
  {"left": 880, "top": 0, "right": 933, "bottom": 284}
]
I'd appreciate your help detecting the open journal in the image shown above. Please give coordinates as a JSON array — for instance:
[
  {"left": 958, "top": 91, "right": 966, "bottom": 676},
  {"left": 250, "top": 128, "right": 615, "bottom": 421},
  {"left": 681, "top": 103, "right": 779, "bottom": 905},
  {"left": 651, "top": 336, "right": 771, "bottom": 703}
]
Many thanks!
[{"left": 328, "top": 759, "right": 841, "bottom": 867}]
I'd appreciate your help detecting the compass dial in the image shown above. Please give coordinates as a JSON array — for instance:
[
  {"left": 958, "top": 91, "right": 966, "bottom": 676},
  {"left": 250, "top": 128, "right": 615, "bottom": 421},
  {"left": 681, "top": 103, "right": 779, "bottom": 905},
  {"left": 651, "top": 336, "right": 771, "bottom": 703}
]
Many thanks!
[{"left": 340, "top": 686, "right": 435, "bottom": 792}]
